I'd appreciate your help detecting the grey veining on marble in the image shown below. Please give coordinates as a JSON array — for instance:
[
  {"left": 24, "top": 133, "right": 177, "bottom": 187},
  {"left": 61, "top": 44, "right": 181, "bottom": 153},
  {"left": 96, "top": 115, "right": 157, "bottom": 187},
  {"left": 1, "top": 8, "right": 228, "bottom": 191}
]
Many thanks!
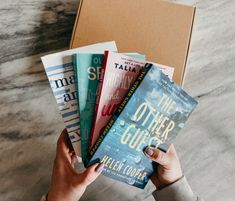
[
  {"left": 0, "top": 0, "right": 78, "bottom": 64},
  {"left": 0, "top": 0, "right": 235, "bottom": 201}
]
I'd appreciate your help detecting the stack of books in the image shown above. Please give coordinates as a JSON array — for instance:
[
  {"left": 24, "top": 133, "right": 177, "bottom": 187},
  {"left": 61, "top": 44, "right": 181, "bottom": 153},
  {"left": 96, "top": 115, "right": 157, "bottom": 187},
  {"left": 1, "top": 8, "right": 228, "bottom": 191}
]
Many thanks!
[{"left": 41, "top": 41, "right": 197, "bottom": 188}]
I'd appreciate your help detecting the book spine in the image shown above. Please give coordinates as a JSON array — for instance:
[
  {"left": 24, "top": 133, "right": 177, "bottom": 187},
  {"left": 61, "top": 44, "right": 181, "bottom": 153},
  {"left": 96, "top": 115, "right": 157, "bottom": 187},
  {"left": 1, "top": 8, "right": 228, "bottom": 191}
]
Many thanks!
[
  {"left": 72, "top": 54, "right": 80, "bottom": 118},
  {"left": 88, "top": 51, "right": 109, "bottom": 150},
  {"left": 87, "top": 63, "right": 153, "bottom": 163},
  {"left": 72, "top": 54, "right": 78, "bottom": 86}
]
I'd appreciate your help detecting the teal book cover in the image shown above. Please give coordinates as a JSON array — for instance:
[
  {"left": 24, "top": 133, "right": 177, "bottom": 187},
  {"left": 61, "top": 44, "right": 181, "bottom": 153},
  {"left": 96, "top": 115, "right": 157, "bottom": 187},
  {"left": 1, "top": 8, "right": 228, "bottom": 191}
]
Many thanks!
[
  {"left": 73, "top": 54, "right": 104, "bottom": 161},
  {"left": 86, "top": 63, "right": 198, "bottom": 188}
]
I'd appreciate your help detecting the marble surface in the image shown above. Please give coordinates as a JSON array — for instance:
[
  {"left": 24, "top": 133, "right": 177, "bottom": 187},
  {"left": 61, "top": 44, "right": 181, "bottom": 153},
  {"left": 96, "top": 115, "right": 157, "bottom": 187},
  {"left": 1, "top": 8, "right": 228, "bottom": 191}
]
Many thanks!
[{"left": 0, "top": 0, "right": 235, "bottom": 200}]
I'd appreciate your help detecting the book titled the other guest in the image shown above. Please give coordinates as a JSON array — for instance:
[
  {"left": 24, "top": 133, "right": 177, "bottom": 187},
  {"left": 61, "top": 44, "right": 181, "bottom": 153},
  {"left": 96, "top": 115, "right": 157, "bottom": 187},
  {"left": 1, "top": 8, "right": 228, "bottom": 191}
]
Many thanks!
[{"left": 86, "top": 64, "right": 198, "bottom": 188}]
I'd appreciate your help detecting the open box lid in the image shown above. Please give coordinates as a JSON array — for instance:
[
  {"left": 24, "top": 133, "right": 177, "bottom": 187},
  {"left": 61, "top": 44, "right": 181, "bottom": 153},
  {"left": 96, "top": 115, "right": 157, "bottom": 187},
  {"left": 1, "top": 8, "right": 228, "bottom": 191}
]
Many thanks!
[{"left": 70, "top": 0, "right": 195, "bottom": 86}]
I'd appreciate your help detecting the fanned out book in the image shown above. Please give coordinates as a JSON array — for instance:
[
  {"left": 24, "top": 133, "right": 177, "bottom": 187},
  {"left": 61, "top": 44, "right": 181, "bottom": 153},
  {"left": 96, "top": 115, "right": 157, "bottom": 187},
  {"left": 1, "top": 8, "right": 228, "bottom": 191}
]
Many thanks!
[
  {"left": 41, "top": 41, "right": 117, "bottom": 159},
  {"left": 89, "top": 52, "right": 175, "bottom": 150},
  {"left": 86, "top": 63, "right": 197, "bottom": 188},
  {"left": 72, "top": 53, "right": 104, "bottom": 160},
  {"left": 41, "top": 41, "right": 197, "bottom": 189}
]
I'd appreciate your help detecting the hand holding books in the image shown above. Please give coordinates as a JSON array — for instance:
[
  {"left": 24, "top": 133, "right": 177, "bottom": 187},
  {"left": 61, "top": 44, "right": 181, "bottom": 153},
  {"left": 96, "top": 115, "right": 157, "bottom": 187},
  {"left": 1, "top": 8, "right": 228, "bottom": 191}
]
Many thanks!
[
  {"left": 41, "top": 42, "right": 197, "bottom": 189},
  {"left": 144, "top": 144, "right": 183, "bottom": 188},
  {"left": 46, "top": 130, "right": 185, "bottom": 201},
  {"left": 47, "top": 129, "right": 104, "bottom": 201}
]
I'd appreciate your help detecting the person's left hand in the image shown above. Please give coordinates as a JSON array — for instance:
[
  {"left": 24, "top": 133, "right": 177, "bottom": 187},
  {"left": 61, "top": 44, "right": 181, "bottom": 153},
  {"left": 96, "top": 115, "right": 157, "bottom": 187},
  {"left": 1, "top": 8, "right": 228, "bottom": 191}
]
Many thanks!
[{"left": 47, "top": 129, "right": 104, "bottom": 201}]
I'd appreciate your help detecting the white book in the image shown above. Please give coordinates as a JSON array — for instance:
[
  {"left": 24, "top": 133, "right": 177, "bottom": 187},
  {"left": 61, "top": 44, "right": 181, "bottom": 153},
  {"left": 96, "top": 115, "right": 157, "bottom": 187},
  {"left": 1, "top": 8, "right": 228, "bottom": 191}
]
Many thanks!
[{"left": 41, "top": 41, "right": 118, "bottom": 160}]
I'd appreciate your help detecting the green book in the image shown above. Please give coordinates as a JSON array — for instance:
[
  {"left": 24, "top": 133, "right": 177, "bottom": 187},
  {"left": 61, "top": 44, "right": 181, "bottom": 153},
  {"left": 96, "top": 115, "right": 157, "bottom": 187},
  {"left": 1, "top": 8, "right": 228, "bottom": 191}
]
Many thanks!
[{"left": 73, "top": 53, "right": 104, "bottom": 160}]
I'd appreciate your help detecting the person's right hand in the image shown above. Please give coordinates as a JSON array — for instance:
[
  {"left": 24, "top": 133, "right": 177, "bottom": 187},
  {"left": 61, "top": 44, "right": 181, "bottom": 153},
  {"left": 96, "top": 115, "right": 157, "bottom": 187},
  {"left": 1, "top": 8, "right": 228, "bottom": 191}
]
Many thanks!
[
  {"left": 144, "top": 144, "right": 183, "bottom": 189},
  {"left": 47, "top": 129, "right": 104, "bottom": 201}
]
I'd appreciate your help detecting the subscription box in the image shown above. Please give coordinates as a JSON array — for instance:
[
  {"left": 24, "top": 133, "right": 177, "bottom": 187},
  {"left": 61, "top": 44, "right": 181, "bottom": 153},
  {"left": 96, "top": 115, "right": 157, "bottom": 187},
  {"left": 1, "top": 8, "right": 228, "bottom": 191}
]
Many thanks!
[{"left": 70, "top": 0, "right": 195, "bottom": 86}]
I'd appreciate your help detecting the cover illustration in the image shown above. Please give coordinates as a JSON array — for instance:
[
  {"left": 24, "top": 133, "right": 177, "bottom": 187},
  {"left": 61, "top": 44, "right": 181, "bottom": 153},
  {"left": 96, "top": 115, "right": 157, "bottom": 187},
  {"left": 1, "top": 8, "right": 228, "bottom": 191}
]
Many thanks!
[
  {"left": 73, "top": 53, "right": 104, "bottom": 160},
  {"left": 87, "top": 64, "right": 198, "bottom": 188}
]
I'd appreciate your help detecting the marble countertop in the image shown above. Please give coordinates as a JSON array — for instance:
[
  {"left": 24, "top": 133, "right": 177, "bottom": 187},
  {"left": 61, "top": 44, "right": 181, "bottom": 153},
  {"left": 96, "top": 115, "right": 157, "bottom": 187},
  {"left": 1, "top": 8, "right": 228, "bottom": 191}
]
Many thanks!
[{"left": 0, "top": 0, "right": 235, "bottom": 200}]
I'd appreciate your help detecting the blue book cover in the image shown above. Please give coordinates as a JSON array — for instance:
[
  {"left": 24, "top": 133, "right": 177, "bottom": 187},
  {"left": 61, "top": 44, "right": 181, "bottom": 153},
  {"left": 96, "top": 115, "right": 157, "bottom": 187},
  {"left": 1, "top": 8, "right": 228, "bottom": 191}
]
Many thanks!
[{"left": 86, "top": 63, "right": 198, "bottom": 188}]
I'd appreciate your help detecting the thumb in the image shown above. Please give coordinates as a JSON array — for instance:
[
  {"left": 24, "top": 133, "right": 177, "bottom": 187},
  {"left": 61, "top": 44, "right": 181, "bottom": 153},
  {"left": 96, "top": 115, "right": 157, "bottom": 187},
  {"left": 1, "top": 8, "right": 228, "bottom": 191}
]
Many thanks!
[
  {"left": 144, "top": 146, "right": 170, "bottom": 166},
  {"left": 77, "top": 163, "right": 104, "bottom": 187}
]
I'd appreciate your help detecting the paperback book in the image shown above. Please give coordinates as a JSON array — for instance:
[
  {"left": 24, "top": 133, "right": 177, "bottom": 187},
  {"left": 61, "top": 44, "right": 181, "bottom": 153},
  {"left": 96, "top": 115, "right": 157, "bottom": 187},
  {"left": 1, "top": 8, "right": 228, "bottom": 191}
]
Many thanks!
[
  {"left": 73, "top": 53, "right": 104, "bottom": 160},
  {"left": 41, "top": 41, "right": 117, "bottom": 158},
  {"left": 86, "top": 63, "right": 197, "bottom": 188}
]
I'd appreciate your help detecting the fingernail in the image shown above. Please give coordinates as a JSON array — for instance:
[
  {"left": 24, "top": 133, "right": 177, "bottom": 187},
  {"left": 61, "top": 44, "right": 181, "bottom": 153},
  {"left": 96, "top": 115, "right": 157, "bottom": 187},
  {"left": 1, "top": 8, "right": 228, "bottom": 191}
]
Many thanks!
[
  {"left": 95, "top": 162, "right": 104, "bottom": 173},
  {"left": 145, "top": 147, "right": 154, "bottom": 156}
]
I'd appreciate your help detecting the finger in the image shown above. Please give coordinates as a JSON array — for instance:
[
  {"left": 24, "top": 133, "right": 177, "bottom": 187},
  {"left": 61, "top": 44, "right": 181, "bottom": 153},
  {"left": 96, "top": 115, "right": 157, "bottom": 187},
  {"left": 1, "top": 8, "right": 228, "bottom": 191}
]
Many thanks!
[
  {"left": 144, "top": 146, "right": 170, "bottom": 166},
  {"left": 167, "top": 144, "right": 178, "bottom": 157},
  {"left": 56, "top": 129, "right": 74, "bottom": 162},
  {"left": 57, "top": 129, "right": 69, "bottom": 151},
  {"left": 77, "top": 163, "right": 104, "bottom": 187},
  {"left": 71, "top": 152, "right": 77, "bottom": 168}
]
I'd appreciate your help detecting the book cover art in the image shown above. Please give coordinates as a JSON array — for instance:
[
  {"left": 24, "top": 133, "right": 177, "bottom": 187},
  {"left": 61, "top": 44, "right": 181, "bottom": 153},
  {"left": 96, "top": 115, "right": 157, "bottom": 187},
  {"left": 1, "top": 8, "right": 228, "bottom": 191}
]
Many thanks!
[
  {"left": 87, "top": 64, "right": 197, "bottom": 188},
  {"left": 73, "top": 53, "right": 104, "bottom": 160},
  {"left": 41, "top": 41, "right": 117, "bottom": 158},
  {"left": 89, "top": 52, "right": 146, "bottom": 149}
]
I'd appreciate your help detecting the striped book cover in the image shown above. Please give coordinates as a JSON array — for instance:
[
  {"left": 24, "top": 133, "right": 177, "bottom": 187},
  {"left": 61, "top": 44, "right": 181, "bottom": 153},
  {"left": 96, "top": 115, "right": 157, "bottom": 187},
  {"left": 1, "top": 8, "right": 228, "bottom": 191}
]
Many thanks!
[{"left": 41, "top": 42, "right": 117, "bottom": 159}]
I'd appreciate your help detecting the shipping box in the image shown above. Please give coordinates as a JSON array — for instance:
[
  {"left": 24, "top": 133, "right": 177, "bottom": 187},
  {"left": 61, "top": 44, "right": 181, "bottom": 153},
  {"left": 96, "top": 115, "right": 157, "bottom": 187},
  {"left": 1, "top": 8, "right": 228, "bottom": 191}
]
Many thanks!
[{"left": 70, "top": 0, "right": 195, "bottom": 86}]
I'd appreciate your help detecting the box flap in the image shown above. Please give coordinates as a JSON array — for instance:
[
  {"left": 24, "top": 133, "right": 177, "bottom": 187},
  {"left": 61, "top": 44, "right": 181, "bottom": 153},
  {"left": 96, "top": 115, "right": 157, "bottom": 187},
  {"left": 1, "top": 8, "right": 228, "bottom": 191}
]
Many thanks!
[{"left": 70, "top": 0, "right": 195, "bottom": 85}]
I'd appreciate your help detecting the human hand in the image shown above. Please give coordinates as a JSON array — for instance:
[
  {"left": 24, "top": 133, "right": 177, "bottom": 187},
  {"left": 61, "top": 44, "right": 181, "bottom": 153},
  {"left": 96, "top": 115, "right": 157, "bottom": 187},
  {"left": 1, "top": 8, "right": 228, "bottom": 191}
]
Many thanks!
[
  {"left": 144, "top": 144, "right": 183, "bottom": 189},
  {"left": 47, "top": 129, "right": 104, "bottom": 201}
]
